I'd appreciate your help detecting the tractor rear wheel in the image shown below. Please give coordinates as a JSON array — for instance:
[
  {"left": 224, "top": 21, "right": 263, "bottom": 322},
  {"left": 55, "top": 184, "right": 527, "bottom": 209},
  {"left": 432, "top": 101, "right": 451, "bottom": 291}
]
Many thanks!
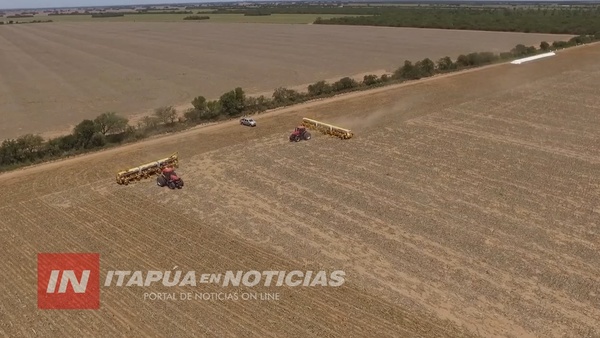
[
  {"left": 304, "top": 132, "right": 311, "bottom": 140},
  {"left": 157, "top": 176, "right": 166, "bottom": 187}
]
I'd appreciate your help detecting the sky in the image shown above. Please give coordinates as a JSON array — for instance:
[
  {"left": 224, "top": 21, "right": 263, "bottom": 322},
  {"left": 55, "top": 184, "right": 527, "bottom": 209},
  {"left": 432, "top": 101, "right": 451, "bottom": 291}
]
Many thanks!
[{"left": 0, "top": 1, "right": 230, "bottom": 10}]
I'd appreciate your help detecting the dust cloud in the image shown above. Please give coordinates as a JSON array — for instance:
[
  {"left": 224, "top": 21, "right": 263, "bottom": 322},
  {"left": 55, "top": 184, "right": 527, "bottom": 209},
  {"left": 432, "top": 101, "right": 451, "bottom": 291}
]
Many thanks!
[
  {"left": 329, "top": 108, "right": 390, "bottom": 131},
  {"left": 327, "top": 98, "right": 427, "bottom": 132}
]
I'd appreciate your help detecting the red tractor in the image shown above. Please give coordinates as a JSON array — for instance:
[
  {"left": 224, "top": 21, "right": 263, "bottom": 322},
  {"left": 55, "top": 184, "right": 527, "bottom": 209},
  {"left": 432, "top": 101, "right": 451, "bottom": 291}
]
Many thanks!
[
  {"left": 157, "top": 167, "right": 184, "bottom": 189},
  {"left": 289, "top": 126, "right": 311, "bottom": 142}
]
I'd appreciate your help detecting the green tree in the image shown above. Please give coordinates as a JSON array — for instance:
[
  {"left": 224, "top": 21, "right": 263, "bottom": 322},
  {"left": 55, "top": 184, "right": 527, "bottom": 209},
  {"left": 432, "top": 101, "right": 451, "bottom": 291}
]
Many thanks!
[
  {"left": 394, "top": 60, "right": 421, "bottom": 80},
  {"left": 94, "top": 112, "right": 128, "bottom": 135},
  {"left": 206, "top": 100, "right": 222, "bottom": 117},
  {"left": 244, "top": 95, "right": 271, "bottom": 113},
  {"left": 332, "top": 77, "right": 358, "bottom": 91},
  {"left": 73, "top": 119, "right": 99, "bottom": 149},
  {"left": 455, "top": 54, "right": 469, "bottom": 67},
  {"left": 552, "top": 41, "right": 569, "bottom": 49},
  {"left": 511, "top": 44, "right": 529, "bottom": 56},
  {"left": 570, "top": 35, "right": 592, "bottom": 44},
  {"left": 186, "top": 96, "right": 212, "bottom": 123},
  {"left": 154, "top": 106, "right": 178, "bottom": 124},
  {"left": 140, "top": 116, "right": 160, "bottom": 130},
  {"left": 272, "top": 87, "right": 302, "bottom": 105},
  {"left": 436, "top": 56, "right": 455, "bottom": 71},
  {"left": 219, "top": 87, "right": 245, "bottom": 116},
  {"left": 362, "top": 74, "right": 379, "bottom": 86},
  {"left": 16, "top": 134, "right": 44, "bottom": 161},
  {"left": 0, "top": 139, "right": 19, "bottom": 165},
  {"left": 540, "top": 41, "right": 550, "bottom": 50},
  {"left": 46, "top": 137, "right": 63, "bottom": 156},
  {"left": 58, "top": 135, "right": 77, "bottom": 151},
  {"left": 416, "top": 58, "right": 435, "bottom": 77},
  {"left": 466, "top": 53, "right": 482, "bottom": 66},
  {"left": 477, "top": 52, "right": 499, "bottom": 64},
  {"left": 307, "top": 80, "right": 332, "bottom": 96},
  {"left": 183, "top": 108, "right": 201, "bottom": 122},
  {"left": 90, "top": 133, "right": 106, "bottom": 147},
  {"left": 191, "top": 96, "right": 207, "bottom": 111},
  {"left": 254, "top": 95, "right": 270, "bottom": 110},
  {"left": 46, "top": 134, "right": 77, "bottom": 155}
]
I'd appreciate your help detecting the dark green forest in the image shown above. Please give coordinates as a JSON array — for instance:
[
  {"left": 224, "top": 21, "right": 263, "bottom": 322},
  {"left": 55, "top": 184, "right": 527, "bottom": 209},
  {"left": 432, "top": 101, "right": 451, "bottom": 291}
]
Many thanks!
[{"left": 313, "top": 7, "right": 600, "bottom": 34}]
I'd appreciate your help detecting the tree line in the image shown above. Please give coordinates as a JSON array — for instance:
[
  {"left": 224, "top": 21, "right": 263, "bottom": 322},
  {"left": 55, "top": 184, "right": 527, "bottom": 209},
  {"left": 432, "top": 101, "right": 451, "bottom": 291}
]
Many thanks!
[
  {"left": 183, "top": 15, "right": 210, "bottom": 21},
  {"left": 0, "top": 19, "right": 53, "bottom": 25},
  {"left": 0, "top": 34, "right": 597, "bottom": 171},
  {"left": 313, "top": 7, "right": 600, "bottom": 34},
  {"left": 91, "top": 13, "right": 124, "bottom": 18},
  {"left": 183, "top": 4, "right": 600, "bottom": 35},
  {"left": 129, "top": 10, "right": 194, "bottom": 15}
]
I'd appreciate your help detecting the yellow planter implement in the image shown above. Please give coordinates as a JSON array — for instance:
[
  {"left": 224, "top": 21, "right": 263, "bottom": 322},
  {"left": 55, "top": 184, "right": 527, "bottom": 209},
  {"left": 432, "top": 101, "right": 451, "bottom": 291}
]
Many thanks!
[
  {"left": 301, "top": 118, "right": 353, "bottom": 139},
  {"left": 116, "top": 152, "right": 179, "bottom": 185}
]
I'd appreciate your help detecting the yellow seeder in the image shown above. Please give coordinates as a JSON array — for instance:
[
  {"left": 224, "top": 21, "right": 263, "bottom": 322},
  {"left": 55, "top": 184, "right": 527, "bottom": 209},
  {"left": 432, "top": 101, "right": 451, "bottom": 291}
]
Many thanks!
[
  {"left": 301, "top": 118, "right": 353, "bottom": 139},
  {"left": 116, "top": 152, "right": 179, "bottom": 185}
]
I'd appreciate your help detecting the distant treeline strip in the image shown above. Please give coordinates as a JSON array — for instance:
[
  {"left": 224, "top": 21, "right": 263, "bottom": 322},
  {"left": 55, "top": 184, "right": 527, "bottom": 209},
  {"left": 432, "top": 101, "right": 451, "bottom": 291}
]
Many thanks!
[
  {"left": 312, "top": 7, "right": 600, "bottom": 34},
  {"left": 49, "top": 10, "right": 195, "bottom": 17},
  {"left": 6, "top": 14, "right": 34, "bottom": 18},
  {"left": 196, "top": 5, "right": 600, "bottom": 35},
  {"left": 128, "top": 10, "right": 194, "bottom": 15},
  {"left": 204, "top": 6, "right": 384, "bottom": 15},
  {"left": 244, "top": 11, "right": 272, "bottom": 16},
  {"left": 183, "top": 15, "right": 210, "bottom": 21},
  {"left": 0, "top": 34, "right": 597, "bottom": 172},
  {"left": 0, "top": 20, "right": 52, "bottom": 25},
  {"left": 91, "top": 13, "right": 124, "bottom": 18},
  {"left": 48, "top": 12, "right": 88, "bottom": 16}
]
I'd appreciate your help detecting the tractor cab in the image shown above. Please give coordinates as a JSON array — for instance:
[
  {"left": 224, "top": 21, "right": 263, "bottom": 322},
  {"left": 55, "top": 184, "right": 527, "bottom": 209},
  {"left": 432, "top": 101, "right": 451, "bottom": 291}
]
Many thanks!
[
  {"left": 161, "top": 167, "right": 178, "bottom": 180},
  {"left": 157, "top": 167, "right": 184, "bottom": 189},
  {"left": 289, "top": 125, "right": 311, "bottom": 142},
  {"left": 292, "top": 126, "right": 305, "bottom": 135}
]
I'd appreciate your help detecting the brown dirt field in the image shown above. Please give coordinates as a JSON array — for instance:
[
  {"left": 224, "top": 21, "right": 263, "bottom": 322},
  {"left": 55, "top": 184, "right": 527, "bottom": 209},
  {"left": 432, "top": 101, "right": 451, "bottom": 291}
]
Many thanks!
[
  {"left": 0, "top": 21, "right": 574, "bottom": 140},
  {"left": 1, "top": 43, "right": 599, "bottom": 338}
]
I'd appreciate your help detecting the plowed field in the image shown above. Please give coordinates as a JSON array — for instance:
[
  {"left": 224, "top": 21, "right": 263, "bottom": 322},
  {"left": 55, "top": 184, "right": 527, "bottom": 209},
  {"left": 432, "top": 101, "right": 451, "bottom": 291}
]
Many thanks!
[
  {"left": 0, "top": 43, "right": 599, "bottom": 338},
  {"left": 0, "top": 22, "right": 573, "bottom": 139}
]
